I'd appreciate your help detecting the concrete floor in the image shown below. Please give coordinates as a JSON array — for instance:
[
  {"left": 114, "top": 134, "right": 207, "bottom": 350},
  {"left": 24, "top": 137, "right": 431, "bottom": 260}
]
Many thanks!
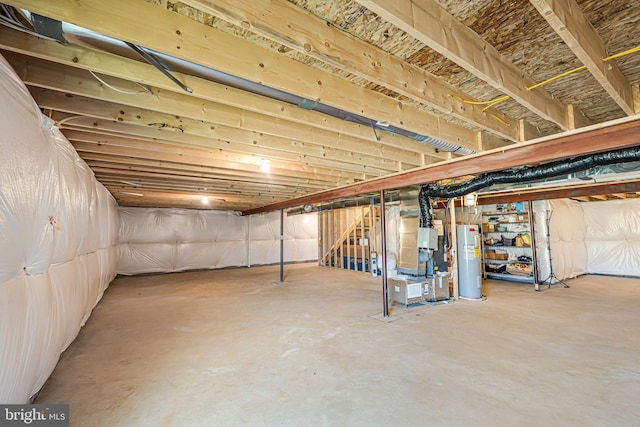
[{"left": 36, "top": 263, "right": 640, "bottom": 426}]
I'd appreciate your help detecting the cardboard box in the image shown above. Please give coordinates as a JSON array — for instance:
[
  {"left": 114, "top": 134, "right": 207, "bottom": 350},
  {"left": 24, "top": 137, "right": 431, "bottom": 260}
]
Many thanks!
[
  {"left": 515, "top": 214, "right": 528, "bottom": 223},
  {"left": 486, "top": 252, "right": 508, "bottom": 260}
]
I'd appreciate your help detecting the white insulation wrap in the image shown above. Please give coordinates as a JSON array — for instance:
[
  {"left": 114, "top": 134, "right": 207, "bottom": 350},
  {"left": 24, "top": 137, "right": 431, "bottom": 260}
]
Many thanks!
[
  {"left": 583, "top": 199, "right": 640, "bottom": 276},
  {"left": 532, "top": 200, "right": 552, "bottom": 282},
  {"left": 117, "top": 208, "right": 318, "bottom": 275},
  {"left": 0, "top": 54, "right": 118, "bottom": 403},
  {"left": 546, "top": 199, "right": 588, "bottom": 280}
]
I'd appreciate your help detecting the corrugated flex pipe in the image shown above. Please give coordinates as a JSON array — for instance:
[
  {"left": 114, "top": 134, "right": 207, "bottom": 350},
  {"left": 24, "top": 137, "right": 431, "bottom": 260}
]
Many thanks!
[{"left": 418, "top": 146, "right": 640, "bottom": 224}]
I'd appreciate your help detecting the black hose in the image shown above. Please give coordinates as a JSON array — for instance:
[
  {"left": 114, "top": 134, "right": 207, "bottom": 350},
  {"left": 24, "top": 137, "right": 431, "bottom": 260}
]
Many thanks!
[
  {"left": 418, "top": 188, "right": 432, "bottom": 228},
  {"left": 420, "top": 146, "right": 640, "bottom": 199}
]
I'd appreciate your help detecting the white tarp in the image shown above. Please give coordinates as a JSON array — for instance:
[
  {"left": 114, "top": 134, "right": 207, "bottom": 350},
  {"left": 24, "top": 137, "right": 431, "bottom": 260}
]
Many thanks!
[
  {"left": 117, "top": 208, "right": 318, "bottom": 275},
  {"left": 583, "top": 198, "right": 640, "bottom": 276},
  {"left": 546, "top": 199, "right": 588, "bottom": 280},
  {"left": 0, "top": 54, "right": 118, "bottom": 403}
]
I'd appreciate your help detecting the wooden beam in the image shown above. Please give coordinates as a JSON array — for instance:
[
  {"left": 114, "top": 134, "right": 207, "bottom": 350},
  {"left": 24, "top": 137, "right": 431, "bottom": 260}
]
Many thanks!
[
  {"left": 35, "top": 74, "right": 422, "bottom": 169},
  {"left": 529, "top": 0, "right": 635, "bottom": 115},
  {"left": 242, "top": 116, "right": 640, "bottom": 214},
  {"left": 79, "top": 154, "right": 329, "bottom": 190},
  {"left": 3, "top": 0, "right": 479, "bottom": 150},
  {"left": 65, "top": 130, "right": 362, "bottom": 183},
  {"left": 0, "top": 26, "right": 448, "bottom": 160},
  {"left": 7, "top": 56, "right": 423, "bottom": 171},
  {"left": 89, "top": 166, "right": 305, "bottom": 197},
  {"left": 356, "top": 0, "right": 591, "bottom": 130},
  {"left": 71, "top": 145, "right": 335, "bottom": 189},
  {"left": 180, "top": 0, "right": 525, "bottom": 142},
  {"left": 58, "top": 116, "right": 394, "bottom": 178}
]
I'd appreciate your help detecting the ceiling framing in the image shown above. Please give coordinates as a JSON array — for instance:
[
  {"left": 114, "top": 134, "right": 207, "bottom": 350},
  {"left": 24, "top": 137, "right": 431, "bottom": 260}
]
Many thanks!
[{"left": 1, "top": 0, "right": 639, "bottom": 213}]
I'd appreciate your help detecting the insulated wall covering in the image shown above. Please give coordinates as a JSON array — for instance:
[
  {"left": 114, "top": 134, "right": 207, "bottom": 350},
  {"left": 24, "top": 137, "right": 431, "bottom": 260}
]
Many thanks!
[
  {"left": 0, "top": 54, "right": 119, "bottom": 403},
  {"left": 117, "top": 208, "right": 318, "bottom": 275},
  {"left": 546, "top": 199, "right": 588, "bottom": 280},
  {"left": 583, "top": 199, "right": 640, "bottom": 276}
]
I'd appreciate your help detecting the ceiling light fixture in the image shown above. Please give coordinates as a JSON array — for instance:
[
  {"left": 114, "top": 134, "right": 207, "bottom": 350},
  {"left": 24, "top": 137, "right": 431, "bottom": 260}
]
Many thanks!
[
  {"left": 201, "top": 196, "right": 210, "bottom": 205},
  {"left": 260, "top": 158, "right": 271, "bottom": 173}
]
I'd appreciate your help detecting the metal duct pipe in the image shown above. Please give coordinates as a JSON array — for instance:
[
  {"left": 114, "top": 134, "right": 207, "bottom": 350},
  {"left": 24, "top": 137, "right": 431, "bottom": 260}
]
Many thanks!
[{"left": 22, "top": 18, "right": 470, "bottom": 155}]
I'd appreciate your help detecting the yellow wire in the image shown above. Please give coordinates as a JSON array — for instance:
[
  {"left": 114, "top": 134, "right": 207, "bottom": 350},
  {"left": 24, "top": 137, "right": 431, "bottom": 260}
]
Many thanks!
[
  {"left": 486, "top": 113, "right": 509, "bottom": 126},
  {"left": 481, "top": 96, "right": 511, "bottom": 112},
  {"left": 603, "top": 45, "right": 640, "bottom": 61},
  {"left": 448, "top": 94, "right": 509, "bottom": 105},
  {"left": 445, "top": 43, "right": 640, "bottom": 125},
  {"left": 527, "top": 65, "right": 586, "bottom": 91}
]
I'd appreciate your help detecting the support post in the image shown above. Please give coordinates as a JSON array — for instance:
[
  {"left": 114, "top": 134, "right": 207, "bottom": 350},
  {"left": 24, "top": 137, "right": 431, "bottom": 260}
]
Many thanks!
[
  {"left": 247, "top": 215, "right": 252, "bottom": 268},
  {"left": 380, "top": 190, "right": 389, "bottom": 317},
  {"left": 449, "top": 200, "right": 459, "bottom": 300},
  {"left": 280, "top": 208, "right": 284, "bottom": 283},
  {"left": 528, "top": 200, "right": 540, "bottom": 290}
]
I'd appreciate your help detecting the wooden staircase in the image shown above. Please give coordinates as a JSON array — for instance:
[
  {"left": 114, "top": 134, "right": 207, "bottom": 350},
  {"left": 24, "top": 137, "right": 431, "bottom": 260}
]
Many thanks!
[{"left": 318, "top": 205, "right": 380, "bottom": 272}]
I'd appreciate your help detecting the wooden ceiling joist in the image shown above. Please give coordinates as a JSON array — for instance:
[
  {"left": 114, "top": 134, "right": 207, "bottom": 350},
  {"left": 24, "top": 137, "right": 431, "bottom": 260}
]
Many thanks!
[
  {"left": 6, "top": 55, "right": 424, "bottom": 172},
  {"left": 61, "top": 120, "right": 395, "bottom": 178},
  {"left": 180, "top": 0, "right": 526, "bottom": 142},
  {"left": 356, "top": 0, "right": 591, "bottom": 130},
  {"left": 72, "top": 148, "right": 336, "bottom": 189},
  {"left": 477, "top": 181, "right": 640, "bottom": 205},
  {"left": 80, "top": 156, "right": 329, "bottom": 191},
  {"left": 66, "top": 133, "right": 364, "bottom": 184},
  {"left": 27, "top": 86, "right": 427, "bottom": 170},
  {"left": 3, "top": 0, "right": 482, "bottom": 151},
  {"left": 0, "top": 25, "right": 450, "bottom": 159},
  {"left": 529, "top": 0, "right": 635, "bottom": 116}
]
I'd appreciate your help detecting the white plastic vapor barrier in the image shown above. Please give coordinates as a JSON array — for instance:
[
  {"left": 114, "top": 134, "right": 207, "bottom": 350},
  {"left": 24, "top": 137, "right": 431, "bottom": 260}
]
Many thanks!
[
  {"left": 117, "top": 208, "right": 318, "bottom": 275},
  {"left": 546, "top": 199, "right": 588, "bottom": 280},
  {"left": 532, "top": 200, "right": 552, "bottom": 282},
  {"left": 583, "top": 199, "right": 640, "bottom": 276},
  {"left": 0, "top": 54, "right": 119, "bottom": 403}
]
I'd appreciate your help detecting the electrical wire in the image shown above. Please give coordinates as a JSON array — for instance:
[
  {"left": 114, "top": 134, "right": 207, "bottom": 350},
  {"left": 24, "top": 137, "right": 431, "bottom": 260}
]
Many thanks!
[
  {"left": 89, "top": 70, "right": 153, "bottom": 95},
  {"left": 527, "top": 65, "right": 587, "bottom": 91},
  {"left": 0, "top": 5, "right": 60, "bottom": 42},
  {"left": 448, "top": 94, "right": 509, "bottom": 105},
  {"left": 55, "top": 115, "right": 85, "bottom": 127},
  {"left": 446, "top": 42, "right": 640, "bottom": 120},
  {"left": 603, "top": 45, "right": 640, "bottom": 61}
]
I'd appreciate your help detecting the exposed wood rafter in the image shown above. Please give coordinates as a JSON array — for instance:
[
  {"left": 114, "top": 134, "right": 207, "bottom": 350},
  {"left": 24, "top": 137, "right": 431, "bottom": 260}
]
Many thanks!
[
  {"left": 529, "top": 0, "right": 635, "bottom": 115},
  {"left": 2, "top": 0, "right": 481, "bottom": 151},
  {"left": 356, "top": 0, "right": 591, "bottom": 130},
  {"left": 180, "top": 0, "right": 531, "bottom": 143}
]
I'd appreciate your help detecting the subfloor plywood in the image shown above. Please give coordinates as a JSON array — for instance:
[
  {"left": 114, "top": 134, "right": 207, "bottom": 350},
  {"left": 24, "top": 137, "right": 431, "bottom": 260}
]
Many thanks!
[{"left": 36, "top": 264, "right": 640, "bottom": 426}]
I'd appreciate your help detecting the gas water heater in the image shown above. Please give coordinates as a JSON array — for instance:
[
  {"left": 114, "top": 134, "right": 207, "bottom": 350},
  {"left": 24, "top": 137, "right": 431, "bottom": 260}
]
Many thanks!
[{"left": 456, "top": 224, "right": 482, "bottom": 299}]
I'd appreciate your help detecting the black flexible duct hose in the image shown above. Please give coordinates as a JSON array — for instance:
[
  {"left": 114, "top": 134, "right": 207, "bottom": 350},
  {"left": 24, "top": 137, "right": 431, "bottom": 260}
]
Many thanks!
[
  {"left": 420, "top": 146, "right": 640, "bottom": 200},
  {"left": 418, "top": 189, "right": 432, "bottom": 228}
]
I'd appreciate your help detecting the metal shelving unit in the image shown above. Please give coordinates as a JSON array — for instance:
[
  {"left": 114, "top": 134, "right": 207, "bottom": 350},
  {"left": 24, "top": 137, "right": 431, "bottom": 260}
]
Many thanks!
[{"left": 481, "top": 203, "right": 537, "bottom": 284}]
